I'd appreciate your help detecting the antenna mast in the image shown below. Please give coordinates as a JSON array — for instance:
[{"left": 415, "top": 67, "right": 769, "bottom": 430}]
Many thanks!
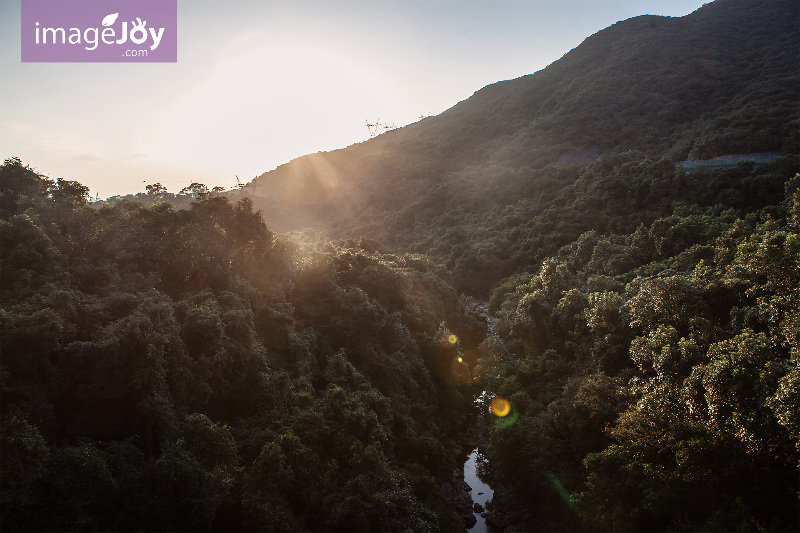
[{"left": 366, "top": 118, "right": 382, "bottom": 138}]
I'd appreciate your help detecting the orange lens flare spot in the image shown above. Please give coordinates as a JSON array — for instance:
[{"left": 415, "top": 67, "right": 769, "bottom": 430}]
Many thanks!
[
  {"left": 491, "top": 396, "right": 511, "bottom": 417},
  {"left": 448, "top": 334, "right": 458, "bottom": 344}
]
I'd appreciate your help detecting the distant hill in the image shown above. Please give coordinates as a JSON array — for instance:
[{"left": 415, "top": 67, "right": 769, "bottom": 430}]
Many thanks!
[{"left": 240, "top": 0, "right": 799, "bottom": 294}]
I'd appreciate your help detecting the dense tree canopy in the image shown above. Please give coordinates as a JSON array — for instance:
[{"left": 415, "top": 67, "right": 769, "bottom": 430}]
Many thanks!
[
  {"left": 4, "top": 155, "right": 797, "bottom": 532},
  {"left": 0, "top": 157, "right": 485, "bottom": 531},
  {"left": 479, "top": 159, "right": 799, "bottom": 531},
  {"left": 2, "top": 2, "right": 798, "bottom": 531}
]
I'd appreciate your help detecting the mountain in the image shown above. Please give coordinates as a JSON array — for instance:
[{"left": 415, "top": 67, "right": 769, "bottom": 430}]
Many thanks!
[
  {"left": 4, "top": 0, "right": 799, "bottom": 530},
  {"left": 240, "top": 0, "right": 798, "bottom": 295}
]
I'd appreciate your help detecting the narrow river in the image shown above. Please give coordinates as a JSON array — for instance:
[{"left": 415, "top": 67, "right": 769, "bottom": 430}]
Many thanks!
[
  {"left": 463, "top": 447, "right": 493, "bottom": 533},
  {"left": 461, "top": 302, "right": 499, "bottom": 532}
]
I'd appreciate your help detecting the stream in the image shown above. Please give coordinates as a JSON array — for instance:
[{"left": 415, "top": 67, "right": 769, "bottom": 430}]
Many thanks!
[
  {"left": 457, "top": 301, "right": 501, "bottom": 532},
  {"left": 463, "top": 447, "right": 493, "bottom": 533}
]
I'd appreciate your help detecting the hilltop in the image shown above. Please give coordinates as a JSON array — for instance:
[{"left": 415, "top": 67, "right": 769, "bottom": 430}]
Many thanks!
[{"left": 240, "top": 0, "right": 798, "bottom": 295}]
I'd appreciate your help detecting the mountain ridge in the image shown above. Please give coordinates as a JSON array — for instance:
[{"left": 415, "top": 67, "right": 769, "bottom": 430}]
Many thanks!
[{"left": 237, "top": 0, "right": 798, "bottom": 294}]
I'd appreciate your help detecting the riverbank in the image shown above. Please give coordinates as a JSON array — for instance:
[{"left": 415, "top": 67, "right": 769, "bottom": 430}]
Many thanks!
[{"left": 442, "top": 389, "right": 509, "bottom": 532}]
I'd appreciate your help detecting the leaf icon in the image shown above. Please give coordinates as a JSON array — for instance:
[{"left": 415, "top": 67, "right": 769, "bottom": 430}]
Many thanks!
[{"left": 102, "top": 13, "right": 119, "bottom": 26}]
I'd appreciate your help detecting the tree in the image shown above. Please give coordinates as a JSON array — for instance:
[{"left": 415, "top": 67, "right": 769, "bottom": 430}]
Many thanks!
[
  {"left": 178, "top": 183, "right": 209, "bottom": 198},
  {"left": 50, "top": 178, "right": 89, "bottom": 206},
  {"left": 0, "top": 416, "right": 49, "bottom": 528},
  {"left": 145, "top": 183, "right": 168, "bottom": 199}
]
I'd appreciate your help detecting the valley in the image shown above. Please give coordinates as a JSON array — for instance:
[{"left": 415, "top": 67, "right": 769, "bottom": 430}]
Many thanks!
[{"left": 2, "top": 0, "right": 798, "bottom": 531}]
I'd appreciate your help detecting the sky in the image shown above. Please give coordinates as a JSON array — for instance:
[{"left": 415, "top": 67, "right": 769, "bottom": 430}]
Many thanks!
[{"left": 1, "top": 0, "right": 706, "bottom": 199}]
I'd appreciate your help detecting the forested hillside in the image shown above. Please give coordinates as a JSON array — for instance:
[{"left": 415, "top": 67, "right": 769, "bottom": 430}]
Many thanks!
[
  {"left": 0, "top": 157, "right": 485, "bottom": 531},
  {"left": 2, "top": 0, "right": 799, "bottom": 531},
  {"left": 240, "top": 0, "right": 798, "bottom": 296},
  {"left": 481, "top": 156, "right": 800, "bottom": 531},
  {"left": 3, "top": 156, "right": 797, "bottom": 530}
]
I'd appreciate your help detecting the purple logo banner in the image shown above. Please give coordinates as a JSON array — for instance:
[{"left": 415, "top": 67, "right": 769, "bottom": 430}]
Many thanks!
[{"left": 21, "top": 0, "right": 177, "bottom": 62}]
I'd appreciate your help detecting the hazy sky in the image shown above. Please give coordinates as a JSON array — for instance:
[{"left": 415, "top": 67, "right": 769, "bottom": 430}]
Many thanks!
[{"left": 1, "top": 0, "right": 705, "bottom": 198}]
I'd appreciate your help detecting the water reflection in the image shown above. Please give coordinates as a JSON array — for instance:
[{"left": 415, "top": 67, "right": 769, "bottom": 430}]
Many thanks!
[{"left": 463, "top": 448, "right": 493, "bottom": 533}]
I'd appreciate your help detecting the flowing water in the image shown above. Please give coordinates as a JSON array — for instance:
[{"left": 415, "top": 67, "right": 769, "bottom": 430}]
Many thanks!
[
  {"left": 464, "top": 447, "right": 493, "bottom": 533},
  {"left": 462, "top": 303, "right": 498, "bottom": 532}
]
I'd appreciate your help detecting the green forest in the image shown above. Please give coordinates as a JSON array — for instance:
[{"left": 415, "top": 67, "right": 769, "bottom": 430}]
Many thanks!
[
  {"left": 1, "top": 157, "right": 484, "bottom": 531},
  {"left": 481, "top": 155, "right": 800, "bottom": 531},
  {"left": 3, "top": 152, "right": 799, "bottom": 530},
  {"left": 2, "top": 0, "right": 799, "bottom": 531}
]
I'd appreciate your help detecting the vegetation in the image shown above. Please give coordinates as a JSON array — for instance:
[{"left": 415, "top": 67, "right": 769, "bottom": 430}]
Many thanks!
[
  {"left": 0, "top": 158, "right": 484, "bottom": 531},
  {"left": 236, "top": 0, "right": 798, "bottom": 292},
  {"left": 2, "top": 0, "right": 798, "bottom": 531},
  {"left": 481, "top": 156, "right": 800, "bottom": 531}
]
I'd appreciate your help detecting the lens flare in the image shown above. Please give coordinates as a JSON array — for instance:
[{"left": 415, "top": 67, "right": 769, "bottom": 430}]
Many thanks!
[
  {"left": 547, "top": 472, "right": 577, "bottom": 511},
  {"left": 491, "top": 396, "right": 511, "bottom": 417},
  {"left": 457, "top": 356, "right": 463, "bottom": 363},
  {"left": 493, "top": 409, "right": 519, "bottom": 429},
  {"left": 448, "top": 334, "right": 458, "bottom": 344}
]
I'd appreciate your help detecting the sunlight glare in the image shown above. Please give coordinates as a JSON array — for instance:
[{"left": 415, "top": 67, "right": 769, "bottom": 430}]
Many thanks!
[{"left": 150, "top": 29, "right": 398, "bottom": 188}]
